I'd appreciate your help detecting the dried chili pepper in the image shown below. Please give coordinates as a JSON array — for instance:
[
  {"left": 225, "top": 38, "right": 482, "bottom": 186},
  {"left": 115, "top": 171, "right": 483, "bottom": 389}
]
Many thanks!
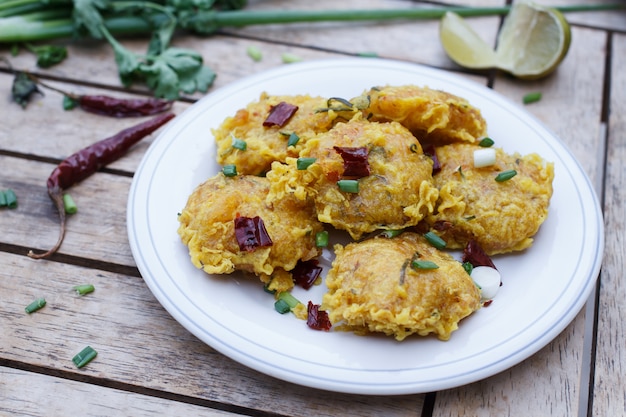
[
  {"left": 28, "top": 112, "right": 175, "bottom": 259},
  {"left": 263, "top": 102, "right": 299, "bottom": 127},
  {"left": 292, "top": 259, "right": 323, "bottom": 290},
  {"left": 76, "top": 95, "right": 174, "bottom": 118},
  {"left": 306, "top": 301, "right": 332, "bottom": 331},
  {"left": 333, "top": 146, "right": 370, "bottom": 178},
  {"left": 462, "top": 239, "right": 497, "bottom": 270},
  {"left": 234, "top": 215, "right": 273, "bottom": 252}
]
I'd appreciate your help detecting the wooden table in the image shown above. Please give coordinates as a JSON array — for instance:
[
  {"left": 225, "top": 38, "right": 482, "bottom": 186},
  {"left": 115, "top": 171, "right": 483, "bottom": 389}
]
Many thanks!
[{"left": 1, "top": 1, "right": 624, "bottom": 415}]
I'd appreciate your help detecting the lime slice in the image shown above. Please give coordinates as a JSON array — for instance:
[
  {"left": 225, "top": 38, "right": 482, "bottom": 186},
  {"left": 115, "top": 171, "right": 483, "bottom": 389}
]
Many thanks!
[
  {"left": 439, "top": 11, "right": 497, "bottom": 69},
  {"left": 439, "top": 1, "right": 571, "bottom": 79}
]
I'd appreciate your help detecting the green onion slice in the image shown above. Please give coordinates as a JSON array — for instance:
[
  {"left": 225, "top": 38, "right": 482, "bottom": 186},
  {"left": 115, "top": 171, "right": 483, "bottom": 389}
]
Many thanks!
[
  {"left": 495, "top": 169, "right": 517, "bottom": 182},
  {"left": 462, "top": 262, "right": 474, "bottom": 275},
  {"left": 296, "top": 157, "right": 316, "bottom": 170},
  {"left": 315, "top": 230, "right": 329, "bottom": 247},
  {"left": 287, "top": 132, "right": 300, "bottom": 147},
  {"left": 337, "top": 179, "right": 359, "bottom": 193},
  {"left": 380, "top": 229, "right": 404, "bottom": 238},
  {"left": 222, "top": 164, "right": 237, "bottom": 177},
  {"left": 4, "top": 189, "right": 17, "bottom": 208},
  {"left": 424, "top": 231, "right": 446, "bottom": 249},
  {"left": 25, "top": 297, "right": 46, "bottom": 314},
  {"left": 246, "top": 46, "right": 263, "bottom": 62},
  {"left": 478, "top": 137, "right": 495, "bottom": 147},
  {"left": 411, "top": 260, "right": 440, "bottom": 270},
  {"left": 63, "top": 193, "right": 77, "bottom": 214},
  {"left": 523, "top": 92, "right": 542, "bottom": 104},
  {"left": 274, "top": 299, "right": 291, "bottom": 314},
  {"left": 231, "top": 137, "right": 247, "bottom": 151},
  {"left": 72, "top": 346, "right": 98, "bottom": 368},
  {"left": 73, "top": 284, "right": 95, "bottom": 296}
]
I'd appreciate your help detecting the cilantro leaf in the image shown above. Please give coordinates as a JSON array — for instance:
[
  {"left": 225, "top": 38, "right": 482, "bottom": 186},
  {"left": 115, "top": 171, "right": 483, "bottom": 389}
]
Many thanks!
[
  {"left": 26, "top": 44, "right": 68, "bottom": 68},
  {"left": 72, "top": 0, "right": 110, "bottom": 39}
]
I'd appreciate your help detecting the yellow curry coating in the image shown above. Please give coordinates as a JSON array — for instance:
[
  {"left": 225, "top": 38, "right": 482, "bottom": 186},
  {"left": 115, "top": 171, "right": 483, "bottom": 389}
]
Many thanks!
[
  {"left": 177, "top": 173, "right": 324, "bottom": 291},
  {"left": 322, "top": 232, "right": 482, "bottom": 341},
  {"left": 213, "top": 93, "right": 339, "bottom": 175},
  {"left": 425, "top": 143, "right": 554, "bottom": 255},
  {"left": 267, "top": 116, "right": 439, "bottom": 239},
  {"left": 354, "top": 85, "right": 488, "bottom": 145}
]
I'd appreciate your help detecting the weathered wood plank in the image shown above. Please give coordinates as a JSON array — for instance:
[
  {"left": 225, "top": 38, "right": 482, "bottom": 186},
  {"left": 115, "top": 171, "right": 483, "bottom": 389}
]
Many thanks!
[
  {"left": 0, "top": 367, "right": 240, "bottom": 417},
  {"left": 592, "top": 31, "right": 626, "bottom": 417},
  {"left": 432, "top": 25, "right": 607, "bottom": 417},
  {"left": 0, "top": 251, "right": 423, "bottom": 416}
]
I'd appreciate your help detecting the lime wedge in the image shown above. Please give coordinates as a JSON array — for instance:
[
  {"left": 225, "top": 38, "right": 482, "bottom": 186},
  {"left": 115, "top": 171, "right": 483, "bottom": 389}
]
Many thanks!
[
  {"left": 439, "top": 11, "right": 497, "bottom": 69},
  {"left": 439, "top": 1, "right": 571, "bottom": 79}
]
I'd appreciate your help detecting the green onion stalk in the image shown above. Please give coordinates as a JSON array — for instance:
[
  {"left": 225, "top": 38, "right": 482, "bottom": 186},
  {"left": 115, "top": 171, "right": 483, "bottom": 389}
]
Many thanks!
[{"left": 0, "top": 2, "right": 624, "bottom": 42}]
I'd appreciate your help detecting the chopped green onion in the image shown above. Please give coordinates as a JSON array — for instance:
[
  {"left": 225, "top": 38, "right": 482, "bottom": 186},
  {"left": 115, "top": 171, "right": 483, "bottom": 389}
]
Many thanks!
[
  {"left": 411, "top": 260, "right": 439, "bottom": 270},
  {"left": 409, "top": 143, "right": 419, "bottom": 153},
  {"left": 380, "top": 229, "right": 404, "bottom": 238},
  {"left": 63, "top": 193, "right": 77, "bottom": 214},
  {"left": 25, "top": 297, "right": 46, "bottom": 314},
  {"left": 424, "top": 231, "right": 446, "bottom": 249},
  {"left": 478, "top": 137, "right": 495, "bottom": 147},
  {"left": 73, "top": 284, "right": 95, "bottom": 296},
  {"left": 246, "top": 45, "right": 263, "bottom": 62},
  {"left": 463, "top": 261, "right": 473, "bottom": 275},
  {"left": 281, "top": 53, "right": 302, "bottom": 63},
  {"left": 296, "top": 157, "right": 316, "bottom": 170},
  {"left": 274, "top": 291, "right": 301, "bottom": 313},
  {"left": 315, "top": 230, "right": 329, "bottom": 247},
  {"left": 495, "top": 169, "right": 517, "bottom": 182},
  {"left": 72, "top": 346, "right": 97, "bottom": 368},
  {"left": 2, "top": 189, "right": 18, "bottom": 208},
  {"left": 287, "top": 132, "right": 300, "bottom": 147},
  {"left": 274, "top": 299, "right": 291, "bottom": 314},
  {"left": 222, "top": 164, "right": 238, "bottom": 177},
  {"left": 63, "top": 95, "right": 79, "bottom": 110},
  {"left": 231, "top": 137, "right": 247, "bottom": 151},
  {"left": 337, "top": 179, "right": 359, "bottom": 193},
  {"left": 523, "top": 92, "right": 542, "bottom": 104}
]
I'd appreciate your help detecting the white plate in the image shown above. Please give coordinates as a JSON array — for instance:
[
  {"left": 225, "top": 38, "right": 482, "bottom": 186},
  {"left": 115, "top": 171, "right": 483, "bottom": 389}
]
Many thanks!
[{"left": 127, "top": 58, "right": 604, "bottom": 395}]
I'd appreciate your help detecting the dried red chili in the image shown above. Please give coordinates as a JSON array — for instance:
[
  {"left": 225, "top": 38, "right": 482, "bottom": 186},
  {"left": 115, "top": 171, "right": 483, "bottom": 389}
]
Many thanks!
[
  {"left": 292, "top": 259, "right": 323, "bottom": 290},
  {"left": 462, "top": 239, "right": 497, "bottom": 269},
  {"left": 234, "top": 215, "right": 273, "bottom": 252},
  {"left": 78, "top": 95, "right": 173, "bottom": 118},
  {"left": 333, "top": 146, "right": 370, "bottom": 178},
  {"left": 422, "top": 144, "right": 441, "bottom": 175},
  {"left": 306, "top": 301, "right": 332, "bottom": 331},
  {"left": 27, "top": 112, "right": 176, "bottom": 259},
  {"left": 263, "top": 102, "right": 299, "bottom": 127}
]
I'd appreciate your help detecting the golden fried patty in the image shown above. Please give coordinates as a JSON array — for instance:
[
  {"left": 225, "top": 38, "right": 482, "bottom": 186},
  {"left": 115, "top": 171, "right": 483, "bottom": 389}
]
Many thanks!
[
  {"left": 213, "top": 93, "right": 339, "bottom": 175},
  {"left": 425, "top": 143, "right": 554, "bottom": 255},
  {"left": 177, "top": 174, "right": 324, "bottom": 290},
  {"left": 354, "top": 85, "right": 488, "bottom": 145},
  {"left": 322, "top": 232, "right": 481, "bottom": 341},
  {"left": 267, "top": 116, "right": 439, "bottom": 239}
]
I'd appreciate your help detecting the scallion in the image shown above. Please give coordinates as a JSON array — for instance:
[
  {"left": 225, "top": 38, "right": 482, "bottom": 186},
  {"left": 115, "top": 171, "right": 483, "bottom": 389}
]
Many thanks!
[
  {"left": 25, "top": 297, "right": 46, "bottom": 314},
  {"left": 73, "top": 284, "right": 95, "bottom": 296},
  {"left": 411, "top": 260, "right": 439, "bottom": 270},
  {"left": 281, "top": 53, "right": 302, "bottom": 63},
  {"left": 424, "top": 231, "right": 446, "bottom": 249},
  {"left": 523, "top": 92, "right": 542, "bottom": 104},
  {"left": 222, "top": 164, "right": 237, "bottom": 177},
  {"left": 287, "top": 132, "right": 300, "bottom": 147},
  {"left": 274, "top": 291, "right": 301, "bottom": 313},
  {"left": 495, "top": 169, "right": 517, "bottom": 182},
  {"left": 478, "top": 137, "right": 495, "bottom": 147},
  {"left": 274, "top": 299, "right": 291, "bottom": 314},
  {"left": 380, "top": 229, "right": 404, "bottom": 238},
  {"left": 473, "top": 148, "right": 497, "bottom": 168},
  {"left": 337, "top": 179, "right": 359, "bottom": 193},
  {"left": 231, "top": 136, "right": 247, "bottom": 151},
  {"left": 72, "top": 345, "right": 98, "bottom": 368},
  {"left": 246, "top": 45, "right": 263, "bottom": 62},
  {"left": 296, "top": 157, "right": 316, "bottom": 170},
  {"left": 315, "top": 230, "right": 329, "bottom": 247},
  {"left": 63, "top": 193, "right": 77, "bottom": 214}
]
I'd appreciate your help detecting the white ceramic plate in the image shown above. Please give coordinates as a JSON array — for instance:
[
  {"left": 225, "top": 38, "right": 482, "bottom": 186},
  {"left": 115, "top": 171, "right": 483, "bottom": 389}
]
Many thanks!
[{"left": 127, "top": 58, "right": 603, "bottom": 395}]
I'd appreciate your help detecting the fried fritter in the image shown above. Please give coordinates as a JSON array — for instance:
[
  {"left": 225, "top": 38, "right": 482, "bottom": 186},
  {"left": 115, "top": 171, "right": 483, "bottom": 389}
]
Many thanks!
[
  {"left": 213, "top": 93, "right": 339, "bottom": 175},
  {"left": 177, "top": 173, "right": 324, "bottom": 291},
  {"left": 354, "top": 85, "right": 488, "bottom": 145},
  {"left": 425, "top": 143, "right": 554, "bottom": 255},
  {"left": 267, "top": 116, "right": 439, "bottom": 239},
  {"left": 322, "top": 232, "right": 482, "bottom": 341}
]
